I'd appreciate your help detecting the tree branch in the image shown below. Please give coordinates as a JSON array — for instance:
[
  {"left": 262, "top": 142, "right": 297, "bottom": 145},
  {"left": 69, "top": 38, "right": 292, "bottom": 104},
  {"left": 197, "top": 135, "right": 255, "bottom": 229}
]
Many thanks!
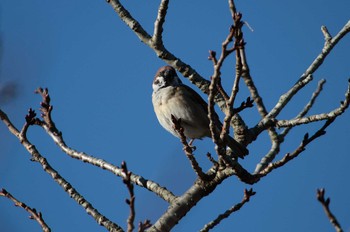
[
  {"left": 267, "top": 20, "right": 350, "bottom": 119},
  {"left": 121, "top": 162, "right": 135, "bottom": 232},
  {"left": 317, "top": 188, "right": 343, "bottom": 232},
  {"left": 138, "top": 220, "right": 152, "bottom": 232},
  {"left": 152, "top": 0, "right": 169, "bottom": 45},
  {"left": 280, "top": 79, "right": 326, "bottom": 136},
  {"left": 34, "top": 88, "right": 177, "bottom": 204},
  {"left": 171, "top": 115, "right": 213, "bottom": 181},
  {"left": 148, "top": 163, "right": 257, "bottom": 232},
  {"left": 149, "top": 171, "right": 232, "bottom": 232},
  {"left": 0, "top": 110, "right": 124, "bottom": 232},
  {"left": 276, "top": 79, "right": 350, "bottom": 127},
  {"left": 106, "top": 0, "right": 229, "bottom": 113},
  {"left": 0, "top": 188, "right": 51, "bottom": 232},
  {"left": 257, "top": 118, "right": 335, "bottom": 177},
  {"left": 200, "top": 188, "right": 255, "bottom": 232},
  {"left": 254, "top": 79, "right": 326, "bottom": 173},
  {"left": 107, "top": 0, "right": 152, "bottom": 44},
  {"left": 227, "top": 7, "right": 281, "bottom": 162},
  {"left": 249, "top": 20, "right": 350, "bottom": 152}
]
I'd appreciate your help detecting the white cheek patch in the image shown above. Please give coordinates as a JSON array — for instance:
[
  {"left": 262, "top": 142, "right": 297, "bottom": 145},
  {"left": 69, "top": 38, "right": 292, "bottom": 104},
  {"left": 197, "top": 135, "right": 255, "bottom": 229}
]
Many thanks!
[{"left": 152, "top": 76, "right": 166, "bottom": 91}]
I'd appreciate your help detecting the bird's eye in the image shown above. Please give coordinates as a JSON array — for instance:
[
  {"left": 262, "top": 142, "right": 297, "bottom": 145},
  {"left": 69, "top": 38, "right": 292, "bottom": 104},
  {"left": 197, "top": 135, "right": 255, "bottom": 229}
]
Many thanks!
[{"left": 154, "top": 79, "right": 160, "bottom": 85}]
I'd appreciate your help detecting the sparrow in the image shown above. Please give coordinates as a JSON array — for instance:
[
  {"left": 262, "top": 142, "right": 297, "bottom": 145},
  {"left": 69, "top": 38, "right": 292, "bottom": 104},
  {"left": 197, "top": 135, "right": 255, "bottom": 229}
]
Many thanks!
[{"left": 152, "top": 66, "right": 248, "bottom": 158}]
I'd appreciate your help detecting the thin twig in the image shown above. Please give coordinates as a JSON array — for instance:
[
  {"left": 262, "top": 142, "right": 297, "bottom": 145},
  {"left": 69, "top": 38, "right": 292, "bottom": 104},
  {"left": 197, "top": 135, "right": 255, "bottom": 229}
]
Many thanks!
[
  {"left": 0, "top": 188, "right": 51, "bottom": 232},
  {"left": 206, "top": 153, "right": 219, "bottom": 171},
  {"left": 218, "top": 20, "right": 246, "bottom": 148},
  {"left": 200, "top": 188, "right": 256, "bottom": 232},
  {"left": 317, "top": 189, "right": 343, "bottom": 232},
  {"left": 34, "top": 88, "right": 177, "bottom": 204},
  {"left": 249, "top": 21, "right": 350, "bottom": 161},
  {"left": 153, "top": 0, "right": 169, "bottom": 45},
  {"left": 254, "top": 79, "right": 326, "bottom": 173},
  {"left": 267, "top": 20, "right": 350, "bottom": 119},
  {"left": 34, "top": 88, "right": 60, "bottom": 135},
  {"left": 321, "top": 26, "right": 332, "bottom": 43},
  {"left": 106, "top": 0, "right": 231, "bottom": 115},
  {"left": 257, "top": 118, "right": 334, "bottom": 177},
  {"left": 171, "top": 115, "right": 212, "bottom": 181},
  {"left": 0, "top": 110, "right": 124, "bottom": 232},
  {"left": 249, "top": 75, "right": 314, "bottom": 140},
  {"left": 227, "top": 7, "right": 281, "bottom": 163},
  {"left": 121, "top": 162, "right": 135, "bottom": 232},
  {"left": 280, "top": 79, "right": 326, "bottom": 137},
  {"left": 149, "top": 168, "right": 245, "bottom": 232},
  {"left": 207, "top": 25, "right": 238, "bottom": 156},
  {"left": 207, "top": 22, "right": 244, "bottom": 159},
  {"left": 138, "top": 220, "right": 152, "bottom": 232},
  {"left": 107, "top": 0, "right": 152, "bottom": 43},
  {"left": 228, "top": 0, "right": 237, "bottom": 17},
  {"left": 277, "top": 79, "right": 350, "bottom": 127}
]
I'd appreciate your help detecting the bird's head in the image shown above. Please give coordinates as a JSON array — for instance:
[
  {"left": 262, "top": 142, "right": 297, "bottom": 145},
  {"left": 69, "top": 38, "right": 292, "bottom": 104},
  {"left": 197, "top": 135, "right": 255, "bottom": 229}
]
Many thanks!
[{"left": 152, "top": 66, "right": 182, "bottom": 92}]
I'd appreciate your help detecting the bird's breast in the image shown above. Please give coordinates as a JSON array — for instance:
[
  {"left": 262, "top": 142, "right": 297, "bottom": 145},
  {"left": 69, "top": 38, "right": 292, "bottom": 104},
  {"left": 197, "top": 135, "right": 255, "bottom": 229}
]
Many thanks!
[{"left": 152, "top": 86, "right": 210, "bottom": 139}]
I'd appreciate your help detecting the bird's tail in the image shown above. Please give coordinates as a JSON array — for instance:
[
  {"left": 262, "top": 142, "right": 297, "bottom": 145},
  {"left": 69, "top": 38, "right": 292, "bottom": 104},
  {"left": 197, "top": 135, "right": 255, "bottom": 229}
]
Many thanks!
[{"left": 225, "top": 135, "right": 249, "bottom": 159}]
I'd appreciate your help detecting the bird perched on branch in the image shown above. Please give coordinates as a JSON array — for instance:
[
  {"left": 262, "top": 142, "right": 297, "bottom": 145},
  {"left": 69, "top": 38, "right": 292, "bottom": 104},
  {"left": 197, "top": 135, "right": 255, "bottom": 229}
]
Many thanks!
[{"left": 152, "top": 66, "right": 248, "bottom": 158}]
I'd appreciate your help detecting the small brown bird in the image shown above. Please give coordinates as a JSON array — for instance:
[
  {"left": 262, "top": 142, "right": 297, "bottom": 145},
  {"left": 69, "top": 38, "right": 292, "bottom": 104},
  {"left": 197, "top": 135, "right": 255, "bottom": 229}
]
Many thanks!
[{"left": 152, "top": 66, "right": 248, "bottom": 158}]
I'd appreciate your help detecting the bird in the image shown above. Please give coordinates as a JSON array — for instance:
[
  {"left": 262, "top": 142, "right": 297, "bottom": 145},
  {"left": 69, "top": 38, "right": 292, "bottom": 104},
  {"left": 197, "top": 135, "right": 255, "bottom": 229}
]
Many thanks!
[{"left": 152, "top": 65, "right": 248, "bottom": 158}]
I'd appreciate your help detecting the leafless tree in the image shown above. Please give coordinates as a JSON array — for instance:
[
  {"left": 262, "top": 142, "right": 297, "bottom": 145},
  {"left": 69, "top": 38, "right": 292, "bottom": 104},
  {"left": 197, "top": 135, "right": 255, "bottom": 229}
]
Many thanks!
[{"left": 1, "top": 1, "right": 349, "bottom": 231}]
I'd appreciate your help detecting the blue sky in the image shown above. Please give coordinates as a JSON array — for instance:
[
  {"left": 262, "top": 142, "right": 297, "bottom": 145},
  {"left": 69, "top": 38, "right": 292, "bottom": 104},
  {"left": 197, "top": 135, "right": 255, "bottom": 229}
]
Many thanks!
[{"left": 1, "top": 1, "right": 349, "bottom": 231}]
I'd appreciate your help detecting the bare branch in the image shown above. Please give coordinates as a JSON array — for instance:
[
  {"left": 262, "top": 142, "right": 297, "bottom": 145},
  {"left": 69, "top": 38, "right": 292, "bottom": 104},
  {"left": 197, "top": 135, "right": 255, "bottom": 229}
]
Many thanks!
[
  {"left": 152, "top": 0, "right": 169, "bottom": 45},
  {"left": 258, "top": 118, "right": 334, "bottom": 177},
  {"left": 106, "top": 0, "right": 230, "bottom": 114},
  {"left": 321, "top": 26, "right": 332, "bottom": 43},
  {"left": 317, "top": 189, "right": 344, "bottom": 232},
  {"left": 0, "top": 110, "right": 124, "bottom": 232},
  {"left": 250, "top": 20, "right": 350, "bottom": 174},
  {"left": 2, "top": 2, "right": 349, "bottom": 231},
  {"left": 121, "top": 162, "right": 135, "bottom": 232},
  {"left": 34, "top": 88, "right": 176, "bottom": 203},
  {"left": 254, "top": 140, "right": 280, "bottom": 174},
  {"left": 207, "top": 18, "right": 251, "bottom": 160},
  {"left": 255, "top": 79, "right": 326, "bottom": 173},
  {"left": 0, "top": 188, "right": 51, "bottom": 232},
  {"left": 225, "top": 8, "right": 281, "bottom": 164},
  {"left": 150, "top": 175, "right": 228, "bottom": 232},
  {"left": 106, "top": 0, "right": 152, "bottom": 44},
  {"left": 208, "top": 25, "right": 238, "bottom": 150},
  {"left": 35, "top": 88, "right": 60, "bottom": 135},
  {"left": 228, "top": 9, "right": 268, "bottom": 120},
  {"left": 206, "top": 153, "right": 219, "bottom": 171},
  {"left": 43, "top": 126, "right": 176, "bottom": 203},
  {"left": 228, "top": 0, "right": 237, "bottom": 17},
  {"left": 250, "top": 21, "right": 350, "bottom": 163},
  {"left": 148, "top": 164, "right": 257, "bottom": 232},
  {"left": 280, "top": 79, "right": 326, "bottom": 136},
  {"left": 277, "top": 79, "right": 350, "bottom": 127},
  {"left": 138, "top": 220, "right": 152, "bottom": 232},
  {"left": 200, "top": 188, "right": 256, "bottom": 232},
  {"left": 215, "top": 20, "right": 246, "bottom": 148},
  {"left": 171, "top": 115, "right": 212, "bottom": 181},
  {"left": 267, "top": 20, "right": 350, "bottom": 119}
]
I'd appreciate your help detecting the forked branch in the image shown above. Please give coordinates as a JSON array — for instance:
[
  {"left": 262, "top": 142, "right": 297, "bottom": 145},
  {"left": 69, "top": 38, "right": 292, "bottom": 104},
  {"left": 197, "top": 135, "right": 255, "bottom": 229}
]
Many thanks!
[
  {"left": 171, "top": 115, "right": 214, "bottom": 181},
  {"left": 121, "top": 161, "right": 136, "bottom": 232},
  {"left": 317, "top": 189, "right": 343, "bottom": 232},
  {"left": 0, "top": 110, "right": 124, "bottom": 232},
  {"left": 34, "top": 88, "right": 177, "bottom": 204}
]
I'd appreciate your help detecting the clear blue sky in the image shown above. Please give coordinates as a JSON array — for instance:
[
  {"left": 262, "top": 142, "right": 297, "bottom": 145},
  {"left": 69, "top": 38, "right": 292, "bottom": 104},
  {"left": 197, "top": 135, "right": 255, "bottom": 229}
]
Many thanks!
[{"left": 1, "top": 1, "right": 349, "bottom": 231}]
